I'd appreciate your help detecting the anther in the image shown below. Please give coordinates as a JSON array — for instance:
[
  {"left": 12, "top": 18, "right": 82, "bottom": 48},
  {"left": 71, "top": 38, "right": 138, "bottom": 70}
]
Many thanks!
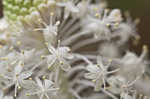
[
  {"left": 134, "top": 18, "right": 141, "bottom": 25},
  {"left": 18, "top": 86, "right": 21, "bottom": 90},
  {"left": 42, "top": 75, "right": 46, "bottom": 79},
  {"left": 17, "top": 41, "right": 22, "bottom": 46},
  {"left": 60, "top": 61, "right": 64, "bottom": 65},
  {"left": 106, "top": 23, "right": 111, "bottom": 27},
  {"left": 29, "top": 77, "right": 32, "bottom": 80},
  {"left": 40, "top": 55, "right": 46, "bottom": 59},
  {"left": 95, "top": 13, "right": 100, "bottom": 18},
  {"left": 50, "top": 12, "right": 54, "bottom": 16},
  {"left": 0, "top": 45, "right": 3, "bottom": 48},
  {"left": 9, "top": 46, "right": 14, "bottom": 51},
  {"left": 143, "top": 45, "right": 148, "bottom": 52}
]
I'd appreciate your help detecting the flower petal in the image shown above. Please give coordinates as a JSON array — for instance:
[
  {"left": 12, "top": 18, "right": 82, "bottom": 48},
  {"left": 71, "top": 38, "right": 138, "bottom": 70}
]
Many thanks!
[
  {"left": 84, "top": 73, "right": 97, "bottom": 79},
  {"left": 35, "top": 78, "right": 43, "bottom": 88},
  {"left": 94, "top": 78, "right": 103, "bottom": 91},
  {"left": 44, "top": 79, "right": 53, "bottom": 89},
  {"left": 15, "top": 61, "right": 23, "bottom": 75}
]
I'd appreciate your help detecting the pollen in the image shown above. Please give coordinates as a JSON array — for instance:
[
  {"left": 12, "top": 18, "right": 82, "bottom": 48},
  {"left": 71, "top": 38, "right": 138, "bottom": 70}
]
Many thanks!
[
  {"left": 95, "top": 13, "right": 101, "bottom": 18},
  {"left": 143, "top": 44, "right": 148, "bottom": 52},
  {"left": 42, "top": 75, "right": 46, "bottom": 80},
  {"left": 29, "top": 77, "right": 32, "bottom": 80},
  {"left": 18, "top": 86, "right": 22, "bottom": 90},
  {"left": 16, "top": 41, "right": 22, "bottom": 46},
  {"left": 9, "top": 46, "right": 14, "bottom": 51}
]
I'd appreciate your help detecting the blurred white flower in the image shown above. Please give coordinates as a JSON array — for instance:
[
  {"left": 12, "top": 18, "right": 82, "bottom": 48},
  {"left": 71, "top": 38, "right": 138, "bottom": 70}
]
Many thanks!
[
  {"left": 81, "top": 9, "right": 122, "bottom": 39},
  {"left": 99, "top": 43, "right": 120, "bottom": 58},
  {"left": 34, "top": 13, "right": 60, "bottom": 45},
  {"left": 85, "top": 57, "right": 119, "bottom": 91},
  {"left": 26, "top": 78, "right": 59, "bottom": 99},
  {"left": 118, "top": 46, "right": 148, "bottom": 80}
]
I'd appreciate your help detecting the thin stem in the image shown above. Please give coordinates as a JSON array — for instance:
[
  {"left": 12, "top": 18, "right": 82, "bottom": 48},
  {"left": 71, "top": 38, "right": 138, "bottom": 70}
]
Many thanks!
[
  {"left": 101, "top": 89, "right": 118, "bottom": 99},
  {"left": 60, "top": 18, "right": 77, "bottom": 35},
  {"left": 55, "top": 67, "right": 60, "bottom": 85},
  {"left": 63, "top": 22, "right": 81, "bottom": 38},
  {"left": 72, "top": 53, "right": 92, "bottom": 64},
  {"left": 62, "top": 31, "right": 90, "bottom": 45},
  {"left": 69, "top": 89, "right": 82, "bottom": 99},
  {"left": 72, "top": 37, "right": 105, "bottom": 51}
]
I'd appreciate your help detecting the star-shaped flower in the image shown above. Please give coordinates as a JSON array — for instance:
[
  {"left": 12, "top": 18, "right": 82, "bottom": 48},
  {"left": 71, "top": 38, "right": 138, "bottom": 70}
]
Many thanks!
[
  {"left": 46, "top": 44, "right": 73, "bottom": 72},
  {"left": 85, "top": 56, "right": 119, "bottom": 91},
  {"left": 0, "top": 61, "right": 33, "bottom": 97},
  {"left": 82, "top": 9, "right": 122, "bottom": 39},
  {"left": 26, "top": 78, "right": 59, "bottom": 99},
  {"left": 34, "top": 12, "right": 60, "bottom": 45}
]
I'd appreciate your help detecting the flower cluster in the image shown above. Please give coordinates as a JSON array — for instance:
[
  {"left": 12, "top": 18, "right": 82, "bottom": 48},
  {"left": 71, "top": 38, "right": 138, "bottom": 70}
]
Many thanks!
[{"left": 0, "top": 0, "right": 149, "bottom": 99}]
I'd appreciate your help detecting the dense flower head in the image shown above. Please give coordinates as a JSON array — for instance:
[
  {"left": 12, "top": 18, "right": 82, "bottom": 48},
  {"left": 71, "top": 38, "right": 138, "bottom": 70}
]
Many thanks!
[
  {"left": 3, "top": 0, "right": 47, "bottom": 20},
  {"left": 0, "top": 0, "right": 149, "bottom": 99}
]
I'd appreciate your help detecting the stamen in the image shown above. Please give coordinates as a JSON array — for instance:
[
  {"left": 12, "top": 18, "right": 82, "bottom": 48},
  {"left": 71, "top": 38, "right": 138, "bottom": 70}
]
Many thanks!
[{"left": 42, "top": 75, "right": 46, "bottom": 80}]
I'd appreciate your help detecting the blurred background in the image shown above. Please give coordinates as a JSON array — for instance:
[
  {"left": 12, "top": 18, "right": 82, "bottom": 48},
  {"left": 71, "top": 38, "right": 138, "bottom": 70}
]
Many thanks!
[
  {"left": 108, "top": 0, "right": 150, "bottom": 55},
  {"left": 0, "top": 0, "right": 150, "bottom": 55}
]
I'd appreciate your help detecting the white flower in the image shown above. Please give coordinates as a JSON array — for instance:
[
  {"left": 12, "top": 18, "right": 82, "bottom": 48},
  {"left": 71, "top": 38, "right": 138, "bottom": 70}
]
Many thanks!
[
  {"left": 119, "top": 77, "right": 140, "bottom": 99},
  {"left": 34, "top": 12, "right": 60, "bottom": 45},
  {"left": 57, "top": 0, "right": 79, "bottom": 19},
  {"left": 81, "top": 16, "right": 111, "bottom": 39},
  {"left": 118, "top": 46, "right": 147, "bottom": 80},
  {"left": 47, "top": 44, "right": 73, "bottom": 71},
  {"left": 106, "top": 9, "right": 122, "bottom": 23},
  {"left": 85, "top": 57, "right": 119, "bottom": 91},
  {"left": 107, "top": 76, "right": 125, "bottom": 94},
  {"left": 108, "top": 75, "right": 140, "bottom": 99},
  {"left": 82, "top": 9, "right": 122, "bottom": 39},
  {"left": 0, "top": 61, "right": 33, "bottom": 97},
  {"left": 26, "top": 78, "right": 59, "bottom": 99}
]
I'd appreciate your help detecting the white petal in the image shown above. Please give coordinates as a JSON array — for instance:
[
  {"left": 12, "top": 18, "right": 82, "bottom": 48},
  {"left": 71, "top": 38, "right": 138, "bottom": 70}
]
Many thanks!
[
  {"left": 86, "top": 64, "right": 99, "bottom": 73},
  {"left": 47, "top": 55, "right": 57, "bottom": 69},
  {"left": 97, "top": 56, "right": 103, "bottom": 67},
  {"left": 48, "top": 45, "right": 56, "bottom": 54},
  {"left": 94, "top": 78, "right": 103, "bottom": 91},
  {"left": 15, "top": 61, "right": 23, "bottom": 75},
  {"left": 84, "top": 73, "right": 97, "bottom": 79},
  {"left": 57, "top": 47, "right": 70, "bottom": 57},
  {"left": 35, "top": 78, "right": 43, "bottom": 88},
  {"left": 19, "top": 71, "right": 32, "bottom": 80},
  {"left": 108, "top": 9, "right": 122, "bottom": 22},
  {"left": 44, "top": 79, "right": 53, "bottom": 89},
  {"left": 20, "top": 80, "right": 37, "bottom": 89},
  {"left": 68, "top": 4, "right": 79, "bottom": 13}
]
